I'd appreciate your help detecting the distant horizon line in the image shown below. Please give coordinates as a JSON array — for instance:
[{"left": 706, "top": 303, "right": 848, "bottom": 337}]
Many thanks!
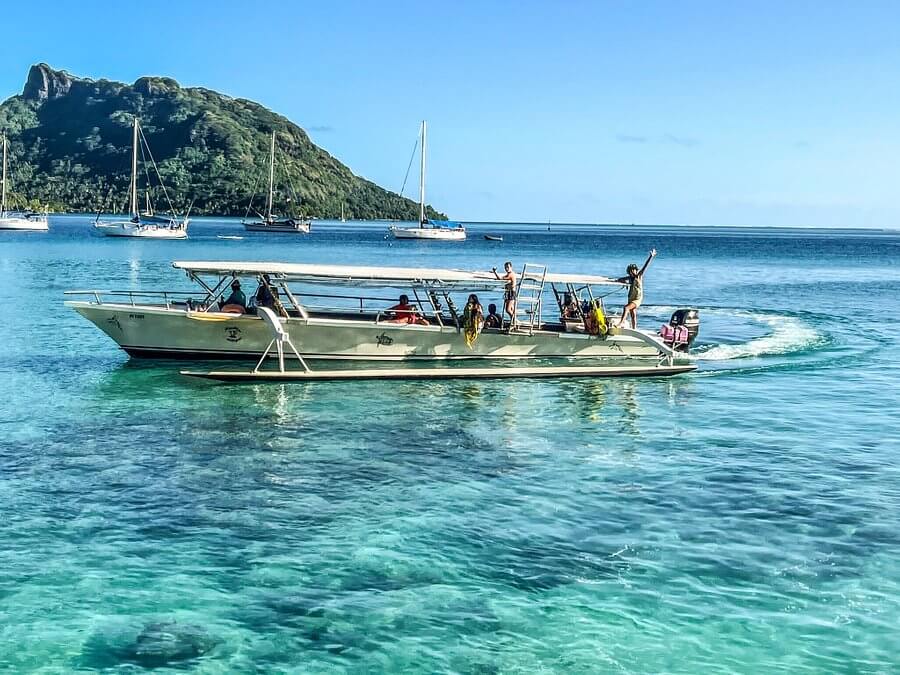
[{"left": 48, "top": 212, "right": 900, "bottom": 233}]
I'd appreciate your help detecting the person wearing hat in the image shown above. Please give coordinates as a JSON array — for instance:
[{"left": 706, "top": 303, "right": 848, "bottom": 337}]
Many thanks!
[
  {"left": 615, "top": 249, "right": 657, "bottom": 329},
  {"left": 219, "top": 278, "right": 247, "bottom": 312}
]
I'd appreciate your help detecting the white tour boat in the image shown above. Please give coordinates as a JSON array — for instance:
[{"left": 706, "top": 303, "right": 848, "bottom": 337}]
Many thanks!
[
  {"left": 389, "top": 121, "right": 466, "bottom": 241},
  {"left": 66, "top": 260, "right": 700, "bottom": 374},
  {"left": 94, "top": 118, "right": 189, "bottom": 239},
  {"left": 0, "top": 134, "right": 49, "bottom": 231},
  {"left": 242, "top": 132, "right": 311, "bottom": 234}
]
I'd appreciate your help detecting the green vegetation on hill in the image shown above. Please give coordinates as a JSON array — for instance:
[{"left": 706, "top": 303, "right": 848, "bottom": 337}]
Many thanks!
[{"left": 0, "top": 64, "right": 446, "bottom": 219}]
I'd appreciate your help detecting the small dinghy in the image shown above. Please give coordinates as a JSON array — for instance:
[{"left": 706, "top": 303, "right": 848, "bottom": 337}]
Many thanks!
[
  {"left": 217, "top": 235, "right": 244, "bottom": 240},
  {"left": 484, "top": 235, "right": 503, "bottom": 242}
]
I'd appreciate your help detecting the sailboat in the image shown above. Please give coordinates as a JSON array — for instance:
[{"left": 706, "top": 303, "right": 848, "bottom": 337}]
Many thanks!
[
  {"left": 389, "top": 121, "right": 466, "bottom": 241},
  {"left": 0, "top": 134, "right": 49, "bottom": 231},
  {"left": 340, "top": 203, "right": 346, "bottom": 222},
  {"left": 94, "top": 118, "right": 188, "bottom": 239},
  {"left": 243, "top": 132, "right": 310, "bottom": 234}
]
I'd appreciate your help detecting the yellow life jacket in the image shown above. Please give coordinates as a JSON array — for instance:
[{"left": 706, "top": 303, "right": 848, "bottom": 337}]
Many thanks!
[{"left": 592, "top": 303, "right": 608, "bottom": 337}]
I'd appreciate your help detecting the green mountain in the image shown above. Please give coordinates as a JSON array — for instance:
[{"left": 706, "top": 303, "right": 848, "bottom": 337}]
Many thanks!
[{"left": 0, "top": 63, "right": 446, "bottom": 219}]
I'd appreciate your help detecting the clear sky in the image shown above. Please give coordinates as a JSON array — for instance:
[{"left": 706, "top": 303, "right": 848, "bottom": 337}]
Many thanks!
[{"left": 2, "top": 0, "right": 899, "bottom": 227}]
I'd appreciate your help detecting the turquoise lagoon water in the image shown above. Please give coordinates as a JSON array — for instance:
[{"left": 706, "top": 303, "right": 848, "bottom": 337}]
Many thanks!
[{"left": 1, "top": 216, "right": 899, "bottom": 672}]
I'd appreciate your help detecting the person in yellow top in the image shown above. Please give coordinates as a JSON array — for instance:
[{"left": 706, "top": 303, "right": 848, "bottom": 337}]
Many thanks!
[{"left": 615, "top": 249, "right": 657, "bottom": 329}]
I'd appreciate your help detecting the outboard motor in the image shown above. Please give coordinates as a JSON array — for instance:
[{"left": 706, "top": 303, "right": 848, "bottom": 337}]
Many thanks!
[{"left": 660, "top": 308, "right": 700, "bottom": 352}]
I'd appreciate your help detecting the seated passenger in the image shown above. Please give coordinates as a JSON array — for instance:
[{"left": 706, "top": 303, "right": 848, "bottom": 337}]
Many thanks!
[
  {"left": 484, "top": 303, "right": 502, "bottom": 329},
  {"left": 583, "top": 300, "right": 597, "bottom": 334},
  {"left": 561, "top": 292, "right": 579, "bottom": 320},
  {"left": 254, "top": 274, "right": 291, "bottom": 317},
  {"left": 583, "top": 299, "right": 608, "bottom": 336},
  {"left": 255, "top": 274, "right": 279, "bottom": 309},
  {"left": 219, "top": 279, "right": 247, "bottom": 313},
  {"left": 385, "top": 294, "right": 429, "bottom": 325}
]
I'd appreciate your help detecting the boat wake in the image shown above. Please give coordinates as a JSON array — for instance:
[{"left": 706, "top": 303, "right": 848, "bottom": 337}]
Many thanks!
[
  {"left": 647, "top": 305, "right": 827, "bottom": 364},
  {"left": 690, "top": 309, "right": 824, "bottom": 361}
]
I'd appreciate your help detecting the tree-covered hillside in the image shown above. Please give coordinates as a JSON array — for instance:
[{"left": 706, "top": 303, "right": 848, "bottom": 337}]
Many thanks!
[{"left": 0, "top": 64, "right": 446, "bottom": 219}]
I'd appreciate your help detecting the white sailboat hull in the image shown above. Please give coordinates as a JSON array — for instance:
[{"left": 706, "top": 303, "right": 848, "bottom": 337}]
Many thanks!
[
  {"left": 390, "top": 226, "right": 466, "bottom": 240},
  {"left": 67, "top": 302, "right": 663, "bottom": 362},
  {"left": 0, "top": 215, "right": 49, "bottom": 231},
  {"left": 95, "top": 221, "right": 188, "bottom": 239}
]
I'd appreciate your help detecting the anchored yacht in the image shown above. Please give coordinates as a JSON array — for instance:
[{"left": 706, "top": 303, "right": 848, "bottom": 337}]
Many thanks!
[
  {"left": 242, "top": 132, "right": 311, "bottom": 234},
  {"left": 0, "top": 134, "right": 49, "bottom": 231},
  {"left": 94, "top": 118, "right": 189, "bottom": 239},
  {"left": 389, "top": 121, "right": 466, "bottom": 241}
]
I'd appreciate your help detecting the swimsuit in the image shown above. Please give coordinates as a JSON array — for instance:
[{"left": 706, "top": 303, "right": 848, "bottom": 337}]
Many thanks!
[{"left": 628, "top": 276, "right": 643, "bottom": 307}]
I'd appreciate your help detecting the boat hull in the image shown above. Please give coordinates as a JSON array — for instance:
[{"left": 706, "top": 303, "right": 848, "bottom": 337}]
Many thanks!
[
  {"left": 390, "top": 226, "right": 466, "bottom": 240},
  {"left": 243, "top": 221, "right": 310, "bottom": 233},
  {"left": 68, "top": 302, "right": 664, "bottom": 362},
  {"left": 95, "top": 222, "right": 187, "bottom": 239},
  {"left": 0, "top": 215, "right": 49, "bottom": 231}
]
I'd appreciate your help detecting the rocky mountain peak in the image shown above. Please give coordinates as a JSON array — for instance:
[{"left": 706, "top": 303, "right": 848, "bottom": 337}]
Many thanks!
[
  {"left": 133, "top": 76, "right": 181, "bottom": 96},
  {"left": 23, "top": 63, "right": 75, "bottom": 102}
]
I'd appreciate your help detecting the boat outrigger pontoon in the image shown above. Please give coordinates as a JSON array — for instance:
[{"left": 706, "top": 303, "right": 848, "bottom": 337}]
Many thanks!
[{"left": 66, "top": 260, "right": 700, "bottom": 378}]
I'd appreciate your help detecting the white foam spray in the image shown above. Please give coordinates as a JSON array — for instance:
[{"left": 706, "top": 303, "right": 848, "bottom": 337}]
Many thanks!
[{"left": 689, "top": 309, "right": 822, "bottom": 361}]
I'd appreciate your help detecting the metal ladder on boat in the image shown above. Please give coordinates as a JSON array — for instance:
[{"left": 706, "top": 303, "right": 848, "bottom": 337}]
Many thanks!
[{"left": 513, "top": 263, "right": 547, "bottom": 334}]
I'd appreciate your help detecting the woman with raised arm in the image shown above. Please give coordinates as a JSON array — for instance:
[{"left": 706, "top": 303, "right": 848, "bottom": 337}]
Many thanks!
[{"left": 615, "top": 249, "right": 657, "bottom": 329}]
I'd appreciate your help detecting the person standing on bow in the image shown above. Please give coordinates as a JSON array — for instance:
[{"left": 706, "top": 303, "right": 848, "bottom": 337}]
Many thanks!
[
  {"left": 492, "top": 261, "right": 517, "bottom": 329},
  {"left": 615, "top": 249, "right": 657, "bottom": 329}
]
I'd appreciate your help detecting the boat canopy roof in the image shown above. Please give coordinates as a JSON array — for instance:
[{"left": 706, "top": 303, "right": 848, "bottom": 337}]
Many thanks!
[{"left": 173, "top": 260, "right": 624, "bottom": 289}]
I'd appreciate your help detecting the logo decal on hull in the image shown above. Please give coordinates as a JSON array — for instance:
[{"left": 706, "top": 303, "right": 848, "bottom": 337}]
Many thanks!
[
  {"left": 106, "top": 314, "right": 122, "bottom": 332},
  {"left": 225, "top": 326, "right": 243, "bottom": 342},
  {"left": 376, "top": 332, "right": 393, "bottom": 347}
]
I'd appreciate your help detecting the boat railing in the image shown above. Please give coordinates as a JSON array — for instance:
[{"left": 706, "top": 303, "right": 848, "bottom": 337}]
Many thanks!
[
  {"left": 291, "top": 291, "right": 433, "bottom": 317},
  {"left": 63, "top": 289, "right": 197, "bottom": 309},
  {"left": 65, "top": 288, "right": 436, "bottom": 316}
]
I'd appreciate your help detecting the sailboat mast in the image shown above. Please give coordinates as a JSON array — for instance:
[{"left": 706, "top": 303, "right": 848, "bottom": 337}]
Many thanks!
[
  {"left": 130, "top": 119, "right": 139, "bottom": 218},
  {"left": 1, "top": 135, "right": 6, "bottom": 215},
  {"left": 266, "top": 131, "right": 275, "bottom": 221},
  {"left": 419, "top": 120, "right": 426, "bottom": 226}
]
